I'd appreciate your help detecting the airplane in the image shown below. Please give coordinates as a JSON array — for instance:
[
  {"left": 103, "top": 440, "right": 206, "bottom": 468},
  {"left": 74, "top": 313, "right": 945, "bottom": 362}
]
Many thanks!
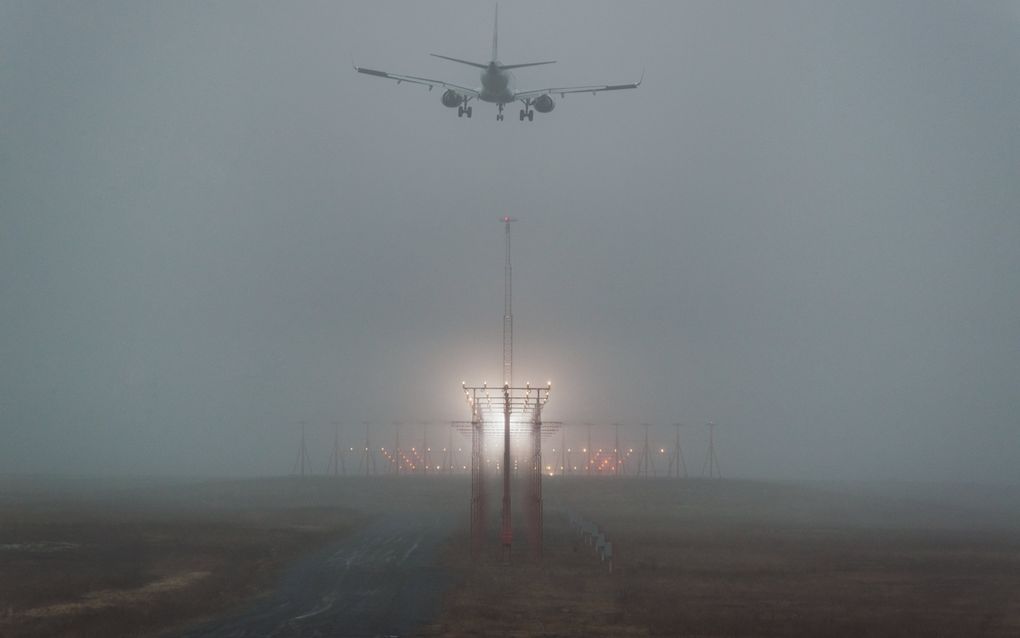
[{"left": 355, "top": 5, "right": 641, "bottom": 121}]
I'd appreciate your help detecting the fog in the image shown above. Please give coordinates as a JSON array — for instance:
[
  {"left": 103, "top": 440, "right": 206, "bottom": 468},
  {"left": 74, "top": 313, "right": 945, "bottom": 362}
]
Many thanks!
[{"left": 1, "top": 1, "right": 1017, "bottom": 483}]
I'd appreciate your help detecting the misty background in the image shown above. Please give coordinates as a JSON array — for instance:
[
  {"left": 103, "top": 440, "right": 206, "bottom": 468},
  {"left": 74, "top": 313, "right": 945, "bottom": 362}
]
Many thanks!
[{"left": 1, "top": 1, "right": 1017, "bottom": 482}]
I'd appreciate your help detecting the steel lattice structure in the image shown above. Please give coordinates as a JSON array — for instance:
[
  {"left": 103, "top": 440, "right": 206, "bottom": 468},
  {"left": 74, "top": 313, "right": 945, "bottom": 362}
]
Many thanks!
[{"left": 461, "top": 382, "right": 553, "bottom": 561}]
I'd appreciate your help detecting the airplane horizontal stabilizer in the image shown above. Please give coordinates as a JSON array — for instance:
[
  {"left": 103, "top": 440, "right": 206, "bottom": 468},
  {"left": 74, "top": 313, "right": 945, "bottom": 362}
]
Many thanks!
[
  {"left": 499, "top": 61, "right": 557, "bottom": 70},
  {"left": 430, "top": 54, "right": 489, "bottom": 69}
]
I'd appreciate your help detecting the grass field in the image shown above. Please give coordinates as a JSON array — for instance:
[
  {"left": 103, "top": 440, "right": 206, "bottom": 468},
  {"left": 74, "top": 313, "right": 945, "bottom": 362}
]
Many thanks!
[
  {"left": 427, "top": 478, "right": 1020, "bottom": 637},
  {"left": 2, "top": 475, "right": 1018, "bottom": 637},
  {"left": 0, "top": 476, "right": 415, "bottom": 638}
]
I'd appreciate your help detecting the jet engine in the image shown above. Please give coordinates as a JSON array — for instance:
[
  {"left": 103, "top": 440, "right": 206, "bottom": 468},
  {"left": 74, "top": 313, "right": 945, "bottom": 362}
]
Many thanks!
[
  {"left": 441, "top": 89, "right": 464, "bottom": 108},
  {"left": 533, "top": 94, "right": 555, "bottom": 113}
]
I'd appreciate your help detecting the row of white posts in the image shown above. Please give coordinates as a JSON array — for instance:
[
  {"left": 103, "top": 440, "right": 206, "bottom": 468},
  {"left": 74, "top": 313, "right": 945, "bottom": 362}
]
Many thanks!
[{"left": 566, "top": 510, "right": 614, "bottom": 573}]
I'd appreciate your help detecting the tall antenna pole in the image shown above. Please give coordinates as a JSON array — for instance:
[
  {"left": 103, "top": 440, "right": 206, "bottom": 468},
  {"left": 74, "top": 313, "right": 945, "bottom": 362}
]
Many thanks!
[{"left": 501, "top": 216, "right": 516, "bottom": 387}]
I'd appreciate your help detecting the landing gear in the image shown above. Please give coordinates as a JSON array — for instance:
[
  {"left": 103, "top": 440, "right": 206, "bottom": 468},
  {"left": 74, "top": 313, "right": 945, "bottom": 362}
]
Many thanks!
[
  {"left": 457, "top": 105, "right": 473, "bottom": 118},
  {"left": 497, "top": 103, "right": 504, "bottom": 121},
  {"left": 519, "top": 99, "right": 536, "bottom": 122}
]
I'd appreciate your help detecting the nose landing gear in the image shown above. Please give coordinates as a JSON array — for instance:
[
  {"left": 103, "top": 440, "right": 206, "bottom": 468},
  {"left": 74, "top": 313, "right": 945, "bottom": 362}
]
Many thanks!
[{"left": 496, "top": 103, "right": 505, "bottom": 121}]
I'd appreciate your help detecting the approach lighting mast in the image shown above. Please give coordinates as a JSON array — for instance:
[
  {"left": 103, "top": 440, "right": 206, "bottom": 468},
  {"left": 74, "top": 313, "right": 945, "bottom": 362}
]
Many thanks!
[{"left": 502, "top": 216, "right": 516, "bottom": 387}]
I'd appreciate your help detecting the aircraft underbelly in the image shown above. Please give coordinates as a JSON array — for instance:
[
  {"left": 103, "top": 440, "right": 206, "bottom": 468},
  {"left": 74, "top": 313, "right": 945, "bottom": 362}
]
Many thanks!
[
  {"left": 479, "top": 70, "right": 514, "bottom": 104},
  {"left": 478, "top": 90, "right": 514, "bottom": 104}
]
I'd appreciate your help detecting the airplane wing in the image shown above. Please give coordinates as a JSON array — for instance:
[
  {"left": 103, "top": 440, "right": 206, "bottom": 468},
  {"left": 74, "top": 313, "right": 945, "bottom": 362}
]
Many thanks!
[
  {"left": 354, "top": 66, "right": 479, "bottom": 98},
  {"left": 514, "top": 73, "right": 643, "bottom": 101}
]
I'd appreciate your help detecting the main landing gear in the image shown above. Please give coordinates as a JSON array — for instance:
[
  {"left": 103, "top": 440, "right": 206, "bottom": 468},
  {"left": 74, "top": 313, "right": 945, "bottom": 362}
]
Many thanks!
[
  {"left": 519, "top": 108, "right": 534, "bottom": 122},
  {"left": 457, "top": 105, "right": 473, "bottom": 118}
]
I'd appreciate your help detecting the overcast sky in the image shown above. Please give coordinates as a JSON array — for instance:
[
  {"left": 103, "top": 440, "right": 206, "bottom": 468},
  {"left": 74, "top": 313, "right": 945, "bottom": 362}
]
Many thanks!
[{"left": 1, "top": 1, "right": 1017, "bottom": 482}]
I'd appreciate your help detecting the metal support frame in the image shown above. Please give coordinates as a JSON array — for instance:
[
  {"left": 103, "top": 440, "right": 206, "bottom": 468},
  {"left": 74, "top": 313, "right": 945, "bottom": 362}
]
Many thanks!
[
  {"left": 702, "top": 421, "right": 722, "bottom": 478},
  {"left": 360, "top": 421, "right": 376, "bottom": 476},
  {"left": 421, "top": 421, "right": 432, "bottom": 475},
  {"left": 470, "top": 414, "right": 486, "bottom": 556},
  {"left": 392, "top": 421, "right": 402, "bottom": 475},
  {"left": 527, "top": 407, "right": 544, "bottom": 559},
  {"left": 327, "top": 420, "right": 346, "bottom": 476},
  {"left": 444, "top": 425, "right": 455, "bottom": 474},
  {"left": 560, "top": 426, "right": 567, "bottom": 476},
  {"left": 501, "top": 385, "right": 513, "bottom": 561},
  {"left": 462, "top": 382, "right": 551, "bottom": 563},
  {"left": 637, "top": 423, "right": 654, "bottom": 478},
  {"left": 614, "top": 422, "right": 623, "bottom": 477},
  {"left": 669, "top": 422, "right": 688, "bottom": 478},
  {"left": 292, "top": 421, "right": 313, "bottom": 477},
  {"left": 585, "top": 422, "right": 593, "bottom": 476}
]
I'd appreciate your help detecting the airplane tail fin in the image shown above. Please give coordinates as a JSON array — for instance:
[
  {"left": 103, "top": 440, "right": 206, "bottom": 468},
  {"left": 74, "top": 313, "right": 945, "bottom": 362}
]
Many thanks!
[
  {"left": 433, "top": 5, "right": 555, "bottom": 71},
  {"left": 492, "top": 3, "right": 499, "bottom": 61}
]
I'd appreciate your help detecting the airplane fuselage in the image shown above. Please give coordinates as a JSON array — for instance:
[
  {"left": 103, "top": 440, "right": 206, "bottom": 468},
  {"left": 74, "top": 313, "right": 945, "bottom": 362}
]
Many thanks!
[{"left": 478, "top": 62, "right": 515, "bottom": 104}]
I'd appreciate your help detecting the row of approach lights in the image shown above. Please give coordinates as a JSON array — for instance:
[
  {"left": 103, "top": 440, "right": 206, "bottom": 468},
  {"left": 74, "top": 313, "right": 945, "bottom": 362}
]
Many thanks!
[{"left": 462, "top": 380, "right": 553, "bottom": 410}]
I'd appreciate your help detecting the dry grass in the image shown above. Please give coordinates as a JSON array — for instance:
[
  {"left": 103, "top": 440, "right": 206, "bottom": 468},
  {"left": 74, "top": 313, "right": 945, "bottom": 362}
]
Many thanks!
[
  {"left": 4, "top": 476, "right": 1018, "bottom": 637},
  {"left": 423, "top": 525, "right": 642, "bottom": 637},
  {"left": 430, "top": 478, "right": 1020, "bottom": 637},
  {"left": 0, "top": 479, "right": 368, "bottom": 638}
]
